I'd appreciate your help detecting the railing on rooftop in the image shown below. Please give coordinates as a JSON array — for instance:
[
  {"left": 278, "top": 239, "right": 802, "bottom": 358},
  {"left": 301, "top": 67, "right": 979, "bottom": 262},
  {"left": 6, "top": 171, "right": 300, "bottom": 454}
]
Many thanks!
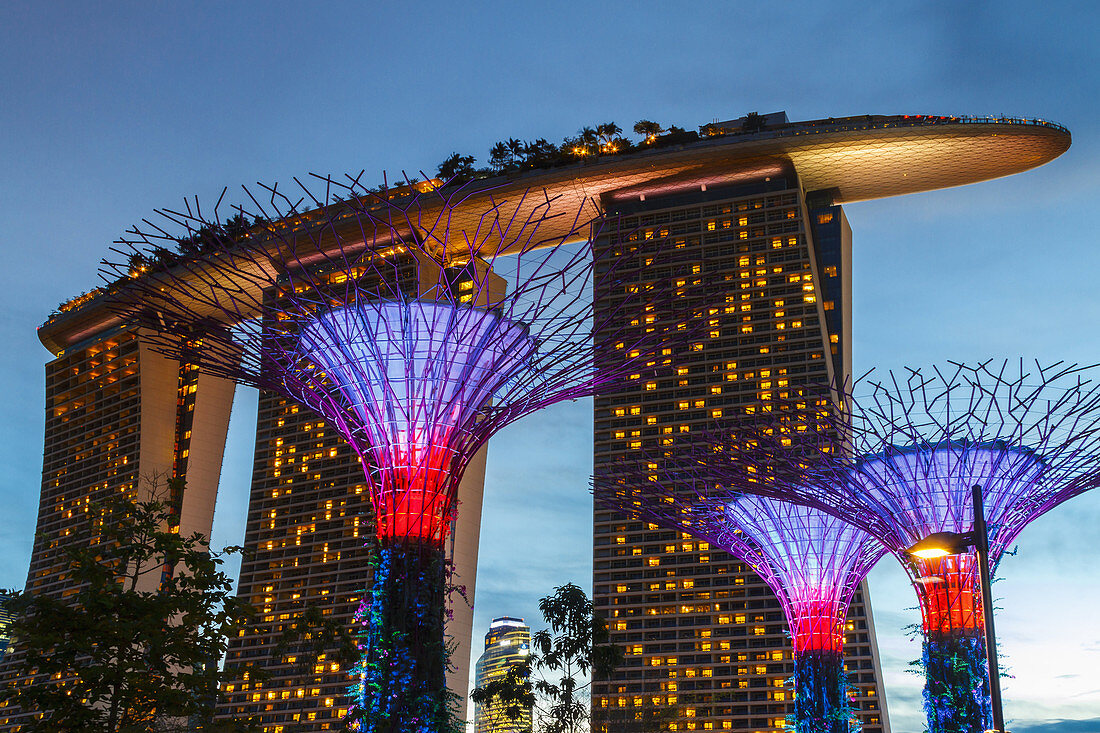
[{"left": 745, "top": 114, "right": 1070, "bottom": 141}]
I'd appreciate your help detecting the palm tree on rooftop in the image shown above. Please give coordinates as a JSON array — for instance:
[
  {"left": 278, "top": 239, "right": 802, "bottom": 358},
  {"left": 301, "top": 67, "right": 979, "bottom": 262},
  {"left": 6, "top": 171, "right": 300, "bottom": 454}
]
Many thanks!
[
  {"left": 578, "top": 126, "right": 598, "bottom": 156},
  {"left": 596, "top": 122, "right": 622, "bottom": 153},
  {"left": 489, "top": 141, "right": 509, "bottom": 172},
  {"left": 633, "top": 120, "right": 664, "bottom": 144},
  {"left": 506, "top": 138, "right": 523, "bottom": 167}
]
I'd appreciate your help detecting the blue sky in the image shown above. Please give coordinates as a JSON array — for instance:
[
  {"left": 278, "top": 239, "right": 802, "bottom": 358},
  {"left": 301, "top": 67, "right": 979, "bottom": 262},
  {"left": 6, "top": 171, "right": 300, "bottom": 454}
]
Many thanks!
[{"left": 2, "top": 2, "right": 1099, "bottom": 730}]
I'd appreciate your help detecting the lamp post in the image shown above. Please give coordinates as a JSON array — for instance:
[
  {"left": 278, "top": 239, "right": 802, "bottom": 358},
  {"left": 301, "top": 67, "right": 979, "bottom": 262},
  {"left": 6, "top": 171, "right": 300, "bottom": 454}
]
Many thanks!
[
  {"left": 906, "top": 484, "right": 1005, "bottom": 733},
  {"left": 972, "top": 484, "right": 1005, "bottom": 733}
]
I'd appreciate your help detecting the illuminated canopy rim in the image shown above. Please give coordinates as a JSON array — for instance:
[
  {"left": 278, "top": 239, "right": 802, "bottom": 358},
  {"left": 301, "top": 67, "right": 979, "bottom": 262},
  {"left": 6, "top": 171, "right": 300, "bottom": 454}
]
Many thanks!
[
  {"left": 844, "top": 440, "right": 1045, "bottom": 564},
  {"left": 296, "top": 298, "right": 535, "bottom": 445}
]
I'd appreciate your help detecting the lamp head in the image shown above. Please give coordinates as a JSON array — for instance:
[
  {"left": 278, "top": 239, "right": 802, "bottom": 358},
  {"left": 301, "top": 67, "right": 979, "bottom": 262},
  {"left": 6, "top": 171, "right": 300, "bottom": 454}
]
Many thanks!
[{"left": 906, "top": 531, "right": 974, "bottom": 559}]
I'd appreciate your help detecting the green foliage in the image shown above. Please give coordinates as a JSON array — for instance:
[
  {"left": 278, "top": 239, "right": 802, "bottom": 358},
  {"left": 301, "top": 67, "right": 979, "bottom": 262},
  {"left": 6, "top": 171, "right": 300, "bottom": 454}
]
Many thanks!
[
  {"left": 742, "top": 111, "right": 767, "bottom": 133},
  {"left": 1, "top": 481, "right": 258, "bottom": 732},
  {"left": 470, "top": 583, "right": 622, "bottom": 733},
  {"left": 633, "top": 120, "right": 665, "bottom": 142},
  {"left": 437, "top": 153, "right": 478, "bottom": 181},
  {"left": 350, "top": 541, "right": 463, "bottom": 733}
]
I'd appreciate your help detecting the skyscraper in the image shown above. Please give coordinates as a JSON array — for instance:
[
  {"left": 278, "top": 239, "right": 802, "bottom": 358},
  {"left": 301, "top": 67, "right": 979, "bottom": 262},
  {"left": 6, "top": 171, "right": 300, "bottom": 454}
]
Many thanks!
[
  {"left": 474, "top": 617, "right": 533, "bottom": 733},
  {"left": 591, "top": 164, "right": 891, "bottom": 731},
  {"left": 7, "top": 112, "right": 1068, "bottom": 732}
]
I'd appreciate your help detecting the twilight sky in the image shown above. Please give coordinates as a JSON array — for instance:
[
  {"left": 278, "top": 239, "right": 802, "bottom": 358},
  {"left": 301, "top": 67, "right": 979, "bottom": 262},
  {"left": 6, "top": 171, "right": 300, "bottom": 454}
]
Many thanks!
[{"left": 2, "top": 2, "right": 1099, "bottom": 730}]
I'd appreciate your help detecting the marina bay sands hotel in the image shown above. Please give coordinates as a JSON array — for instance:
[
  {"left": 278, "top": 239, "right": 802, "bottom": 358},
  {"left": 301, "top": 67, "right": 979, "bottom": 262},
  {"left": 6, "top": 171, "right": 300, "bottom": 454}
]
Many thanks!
[{"left": 4, "top": 112, "right": 1069, "bottom": 731}]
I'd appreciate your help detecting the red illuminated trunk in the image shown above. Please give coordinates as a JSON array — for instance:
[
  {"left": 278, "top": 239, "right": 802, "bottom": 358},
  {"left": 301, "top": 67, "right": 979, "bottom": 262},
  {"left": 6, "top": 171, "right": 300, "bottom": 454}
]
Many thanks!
[
  {"left": 372, "top": 442, "right": 458, "bottom": 542},
  {"left": 914, "top": 554, "right": 983, "bottom": 635},
  {"left": 788, "top": 599, "right": 847, "bottom": 655}
]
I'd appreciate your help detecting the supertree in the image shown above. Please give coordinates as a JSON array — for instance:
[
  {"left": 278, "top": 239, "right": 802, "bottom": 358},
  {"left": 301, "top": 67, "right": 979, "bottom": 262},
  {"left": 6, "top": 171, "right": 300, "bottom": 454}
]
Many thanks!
[
  {"left": 595, "top": 454, "right": 885, "bottom": 733},
  {"left": 684, "top": 360, "right": 1100, "bottom": 733},
  {"left": 101, "top": 175, "right": 684, "bottom": 732}
]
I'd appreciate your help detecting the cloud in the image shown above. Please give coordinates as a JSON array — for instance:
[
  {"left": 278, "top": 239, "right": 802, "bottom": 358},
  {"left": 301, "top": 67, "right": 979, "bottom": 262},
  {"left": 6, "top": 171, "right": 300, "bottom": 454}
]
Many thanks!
[{"left": 1011, "top": 718, "right": 1100, "bottom": 733}]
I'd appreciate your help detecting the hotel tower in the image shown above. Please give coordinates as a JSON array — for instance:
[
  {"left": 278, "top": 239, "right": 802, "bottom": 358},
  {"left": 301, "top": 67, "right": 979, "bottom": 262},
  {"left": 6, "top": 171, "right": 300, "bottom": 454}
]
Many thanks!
[
  {"left": 590, "top": 152, "right": 878, "bottom": 731},
  {"left": 3, "top": 112, "right": 1069, "bottom": 732}
]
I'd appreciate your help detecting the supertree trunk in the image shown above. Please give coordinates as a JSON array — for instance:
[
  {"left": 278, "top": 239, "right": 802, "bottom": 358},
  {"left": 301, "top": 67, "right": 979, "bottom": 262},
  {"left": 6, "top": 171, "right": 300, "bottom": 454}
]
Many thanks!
[
  {"left": 351, "top": 537, "right": 454, "bottom": 733},
  {"left": 347, "top": 457, "right": 460, "bottom": 732},
  {"left": 792, "top": 649, "right": 851, "bottom": 733},
  {"left": 789, "top": 602, "right": 854, "bottom": 733},
  {"left": 914, "top": 555, "right": 992, "bottom": 733}
]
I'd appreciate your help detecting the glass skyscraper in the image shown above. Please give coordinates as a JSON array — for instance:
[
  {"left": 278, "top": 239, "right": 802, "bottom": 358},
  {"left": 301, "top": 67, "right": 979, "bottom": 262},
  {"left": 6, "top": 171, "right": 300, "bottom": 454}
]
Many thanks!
[{"left": 474, "top": 617, "right": 533, "bottom": 733}]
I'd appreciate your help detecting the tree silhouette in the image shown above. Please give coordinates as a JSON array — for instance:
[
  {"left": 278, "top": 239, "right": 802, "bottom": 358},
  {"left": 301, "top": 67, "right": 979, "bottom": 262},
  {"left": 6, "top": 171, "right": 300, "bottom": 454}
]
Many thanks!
[
  {"left": 632, "top": 120, "right": 664, "bottom": 144},
  {"left": 471, "top": 584, "right": 621, "bottom": 733},
  {"left": 489, "top": 142, "right": 510, "bottom": 171},
  {"left": 437, "top": 153, "right": 477, "bottom": 181},
  {"left": 742, "top": 111, "right": 767, "bottom": 133},
  {"left": 595, "top": 123, "right": 622, "bottom": 153},
  {"left": 506, "top": 138, "right": 524, "bottom": 167}
]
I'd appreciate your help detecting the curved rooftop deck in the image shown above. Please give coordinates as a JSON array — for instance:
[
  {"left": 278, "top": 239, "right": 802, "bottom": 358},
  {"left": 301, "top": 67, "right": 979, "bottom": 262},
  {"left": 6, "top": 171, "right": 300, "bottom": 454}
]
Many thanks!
[{"left": 39, "top": 113, "right": 1070, "bottom": 354}]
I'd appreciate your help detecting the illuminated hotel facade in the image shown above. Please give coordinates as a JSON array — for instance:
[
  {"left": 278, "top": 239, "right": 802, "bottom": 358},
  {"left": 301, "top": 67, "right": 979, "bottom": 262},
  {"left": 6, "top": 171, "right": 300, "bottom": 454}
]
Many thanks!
[
  {"left": 5, "top": 113, "right": 1069, "bottom": 731},
  {"left": 590, "top": 166, "right": 881, "bottom": 731}
]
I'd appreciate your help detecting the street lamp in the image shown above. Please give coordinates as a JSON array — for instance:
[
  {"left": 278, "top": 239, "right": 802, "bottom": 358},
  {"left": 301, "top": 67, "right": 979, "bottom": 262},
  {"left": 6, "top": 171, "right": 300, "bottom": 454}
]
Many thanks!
[{"left": 906, "top": 485, "right": 1004, "bottom": 733}]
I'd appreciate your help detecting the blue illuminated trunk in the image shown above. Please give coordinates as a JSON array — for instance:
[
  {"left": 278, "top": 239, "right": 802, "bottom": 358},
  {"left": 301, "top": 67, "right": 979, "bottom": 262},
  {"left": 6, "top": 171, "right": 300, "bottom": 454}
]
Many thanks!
[
  {"left": 922, "top": 632, "right": 992, "bottom": 733},
  {"left": 792, "top": 650, "right": 852, "bottom": 733},
  {"left": 349, "top": 538, "right": 457, "bottom": 733}
]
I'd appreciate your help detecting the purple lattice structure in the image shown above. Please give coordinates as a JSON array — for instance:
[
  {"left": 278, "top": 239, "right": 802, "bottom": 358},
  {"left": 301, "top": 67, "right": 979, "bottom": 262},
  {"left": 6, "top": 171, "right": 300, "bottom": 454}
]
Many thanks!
[
  {"left": 100, "top": 176, "right": 683, "bottom": 731},
  {"left": 688, "top": 360, "right": 1100, "bottom": 733},
  {"left": 595, "top": 455, "right": 884, "bottom": 732}
]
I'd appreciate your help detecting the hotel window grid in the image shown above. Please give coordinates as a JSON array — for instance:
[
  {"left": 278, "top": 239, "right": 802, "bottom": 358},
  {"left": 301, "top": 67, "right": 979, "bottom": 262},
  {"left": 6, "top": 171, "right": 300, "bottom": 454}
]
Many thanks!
[{"left": 591, "top": 178, "right": 886, "bottom": 733}]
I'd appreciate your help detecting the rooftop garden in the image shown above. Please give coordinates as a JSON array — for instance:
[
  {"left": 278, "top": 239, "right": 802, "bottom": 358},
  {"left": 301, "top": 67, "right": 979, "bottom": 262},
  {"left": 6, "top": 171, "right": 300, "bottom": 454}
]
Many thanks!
[{"left": 46, "top": 111, "right": 1065, "bottom": 321}]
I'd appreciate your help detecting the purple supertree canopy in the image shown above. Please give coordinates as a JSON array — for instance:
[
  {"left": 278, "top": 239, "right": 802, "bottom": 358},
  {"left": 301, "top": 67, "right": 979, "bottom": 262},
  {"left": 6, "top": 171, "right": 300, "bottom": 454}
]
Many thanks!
[
  {"left": 705, "top": 360, "right": 1100, "bottom": 571},
  {"left": 719, "top": 497, "right": 886, "bottom": 655},
  {"left": 595, "top": 461, "right": 885, "bottom": 655},
  {"left": 101, "top": 175, "right": 680, "bottom": 543}
]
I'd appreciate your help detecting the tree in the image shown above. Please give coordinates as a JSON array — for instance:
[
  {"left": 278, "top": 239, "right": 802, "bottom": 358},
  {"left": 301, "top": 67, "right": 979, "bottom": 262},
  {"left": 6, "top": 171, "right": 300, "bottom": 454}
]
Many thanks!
[
  {"left": 1, "top": 479, "right": 258, "bottom": 731},
  {"left": 521, "top": 138, "right": 559, "bottom": 169},
  {"left": 578, "top": 127, "right": 598, "bottom": 157},
  {"left": 471, "top": 583, "right": 622, "bottom": 733},
  {"left": 632, "top": 120, "right": 664, "bottom": 144},
  {"left": 742, "top": 111, "right": 767, "bottom": 133},
  {"left": 489, "top": 141, "right": 511, "bottom": 171},
  {"left": 437, "top": 152, "right": 477, "bottom": 181},
  {"left": 506, "top": 138, "right": 524, "bottom": 167},
  {"left": 595, "top": 123, "right": 622, "bottom": 154}
]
